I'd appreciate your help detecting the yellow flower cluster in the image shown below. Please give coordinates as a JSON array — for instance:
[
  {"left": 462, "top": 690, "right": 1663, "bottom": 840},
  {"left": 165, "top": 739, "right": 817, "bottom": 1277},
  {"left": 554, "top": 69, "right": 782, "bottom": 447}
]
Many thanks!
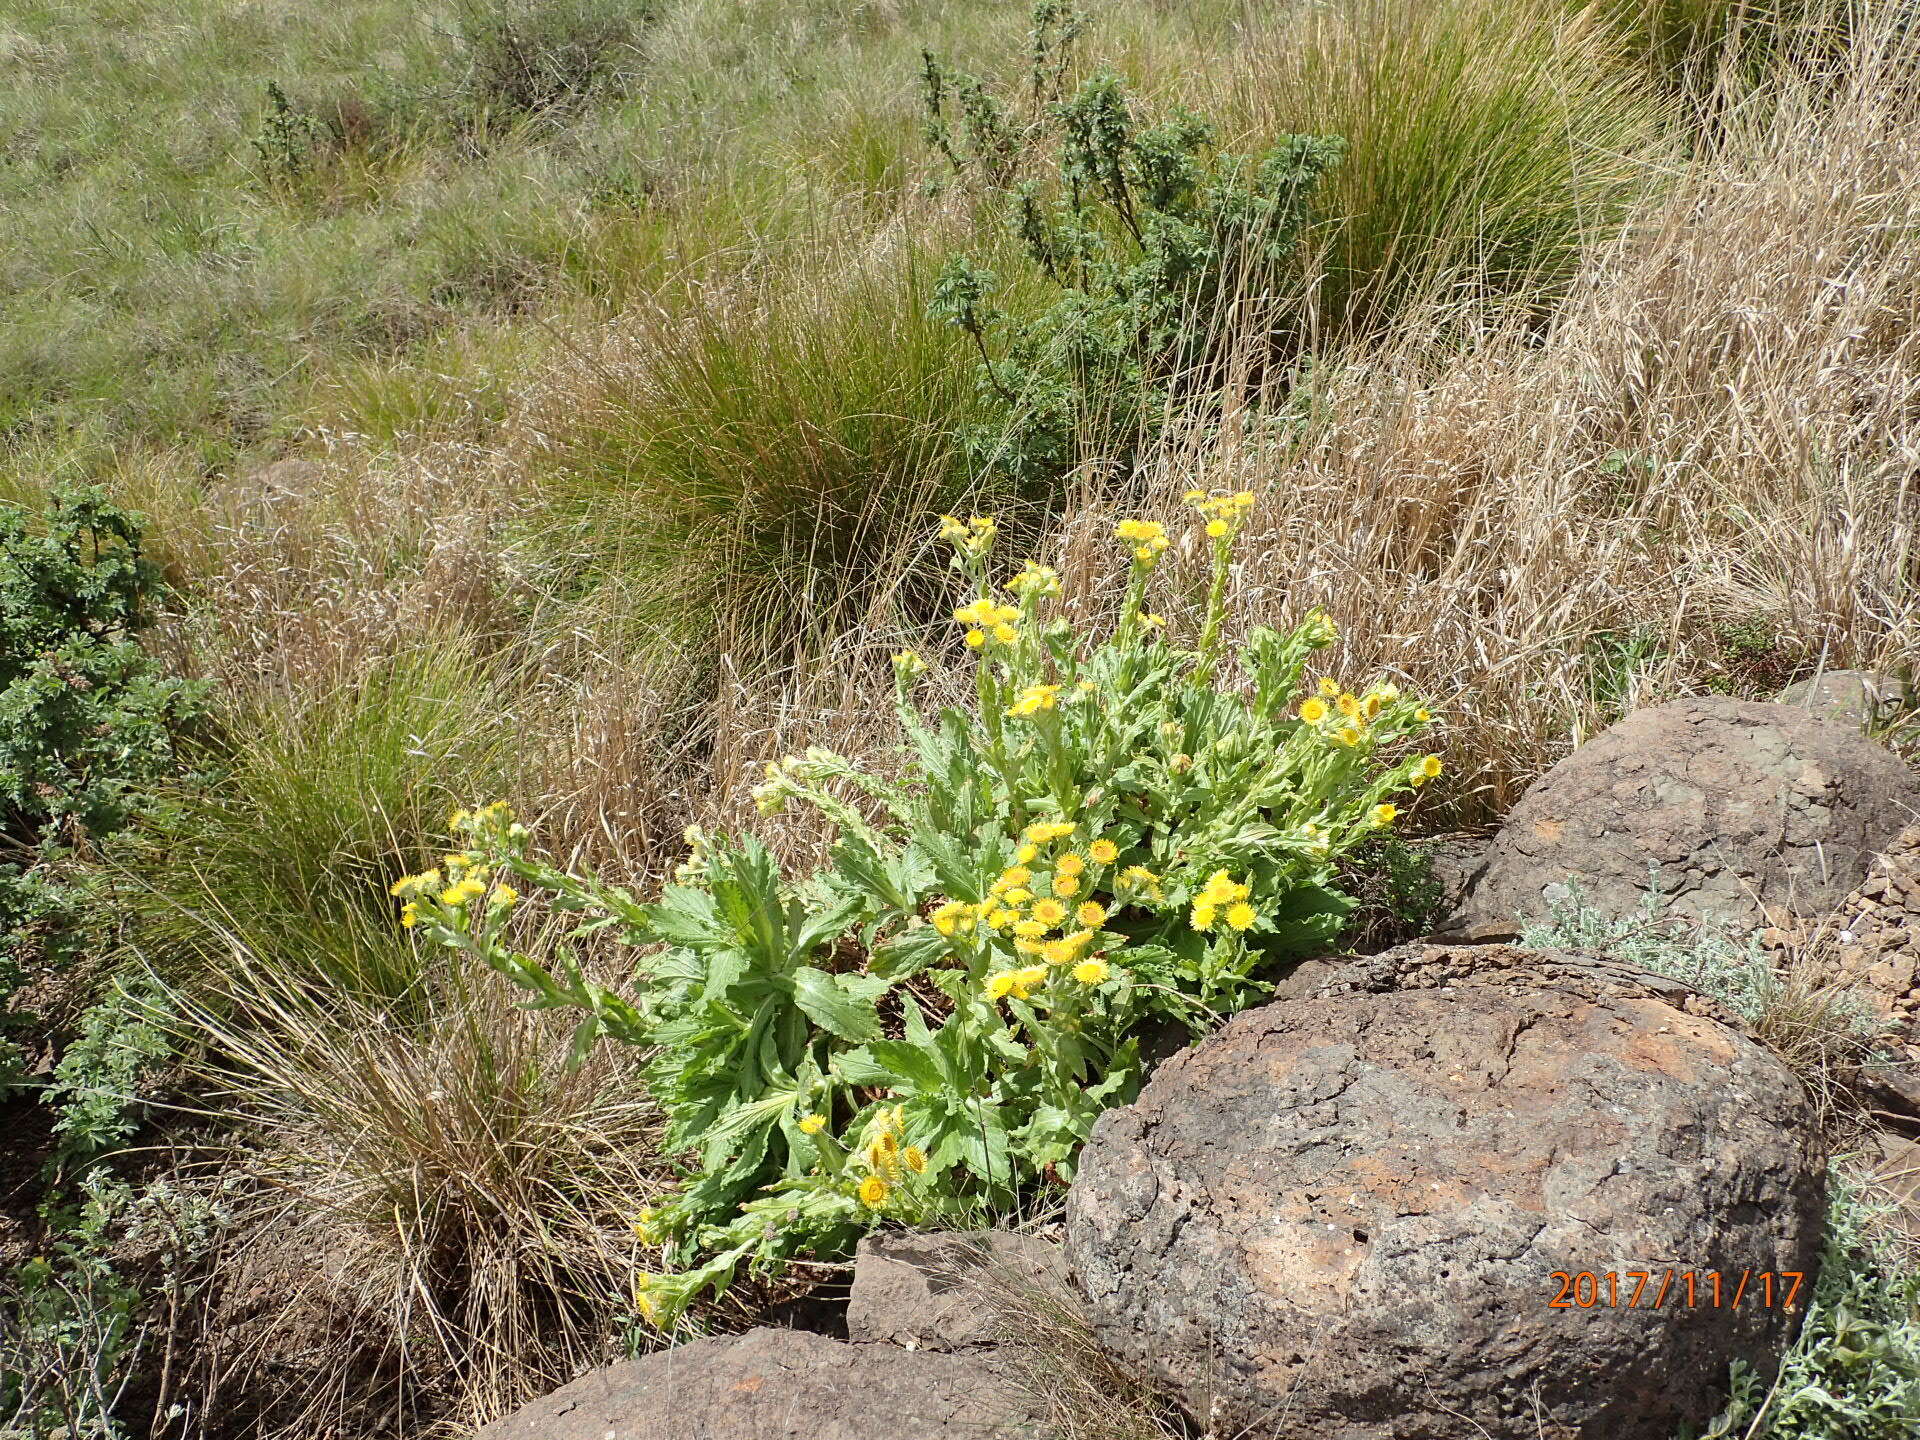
[
  {"left": 389, "top": 847, "right": 516, "bottom": 929},
  {"left": 854, "top": 1105, "right": 926, "bottom": 1210},
  {"left": 1117, "top": 864, "right": 1163, "bottom": 901},
  {"left": 1190, "top": 869, "right": 1258, "bottom": 933},
  {"left": 1007, "top": 683, "right": 1063, "bottom": 718},
  {"left": 968, "top": 821, "right": 1134, "bottom": 997},
  {"left": 955, "top": 596, "right": 1021, "bottom": 649},
  {"left": 1115, "top": 517, "right": 1171, "bottom": 566},
  {"left": 938, "top": 513, "right": 998, "bottom": 557},
  {"left": 1006, "top": 560, "right": 1061, "bottom": 598},
  {"left": 1298, "top": 680, "right": 1414, "bottom": 748},
  {"left": 1184, "top": 488, "right": 1257, "bottom": 538}
]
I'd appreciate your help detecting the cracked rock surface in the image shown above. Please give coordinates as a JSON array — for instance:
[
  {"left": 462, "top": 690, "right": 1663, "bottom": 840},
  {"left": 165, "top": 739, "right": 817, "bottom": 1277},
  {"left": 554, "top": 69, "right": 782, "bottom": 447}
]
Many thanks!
[
  {"left": 1063, "top": 943, "right": 1826, "bottom": 1440},
  {"left": 472, "top": 1325, "right": 1045, "bottom": 1440},
  {"left": 1441, "top": 696, "right": 1920, "bottom": 940}
]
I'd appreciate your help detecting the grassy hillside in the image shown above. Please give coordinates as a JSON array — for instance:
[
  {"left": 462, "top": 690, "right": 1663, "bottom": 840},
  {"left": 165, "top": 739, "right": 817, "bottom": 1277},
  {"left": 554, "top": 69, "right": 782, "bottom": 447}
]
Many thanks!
[{"left": 4, "top": 1, "right": 1918, "bottom": 1437}]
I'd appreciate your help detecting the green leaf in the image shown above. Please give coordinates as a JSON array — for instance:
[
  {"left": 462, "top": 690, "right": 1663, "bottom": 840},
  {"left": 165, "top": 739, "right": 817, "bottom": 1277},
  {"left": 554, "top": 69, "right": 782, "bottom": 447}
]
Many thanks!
[
  {"left": 788, "top": 966, "right": 887, "bottom": 1042},
  {"left": 865, "top": 1039, "right": 946, "bottom": 1093}
]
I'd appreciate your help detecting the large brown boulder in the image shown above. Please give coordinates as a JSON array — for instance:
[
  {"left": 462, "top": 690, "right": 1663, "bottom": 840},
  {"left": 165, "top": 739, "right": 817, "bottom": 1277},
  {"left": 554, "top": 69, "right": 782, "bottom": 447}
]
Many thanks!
[
  {"left": 1442, "top": 696, "right": 1920, "bottom": 940},
  {"left": 474, "top": 1326, "right": 1044, "bottom": 1440},
  {"left": 1064, "top": 944, "right": 1827, "bottom": 1440}
]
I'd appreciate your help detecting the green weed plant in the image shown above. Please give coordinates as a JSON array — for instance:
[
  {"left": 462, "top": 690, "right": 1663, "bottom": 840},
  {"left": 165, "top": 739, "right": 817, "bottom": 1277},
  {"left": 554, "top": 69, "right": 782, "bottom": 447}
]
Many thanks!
[{"left": 398, "top": 498, "right": 1442, "bottom": 1324}]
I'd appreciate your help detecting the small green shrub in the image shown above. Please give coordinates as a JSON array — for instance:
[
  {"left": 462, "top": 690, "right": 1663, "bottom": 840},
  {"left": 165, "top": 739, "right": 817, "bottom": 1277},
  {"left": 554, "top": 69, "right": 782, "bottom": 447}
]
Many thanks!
[
  {"left": 402, "top": 499, "right": 1445, "bottom": 1324},
  {"left": 1691, "top": 1172, "right": 1920, "bottom": 1438},
  {"left": 1, "top": 490, "right": 199, "bottom": 1062},
  {"left": 1, "top": 1169, "right": 234, "bottom": 1440},
  {"left": 924, "top": 52, "right": 1342, "bottom": 484},
  {"left": 454, "top": 0, "right": 653, "bottom": 115},
  {"left": 250, "top": 80, "right": 330, "bottom": 189},
  {"left": 46, "top": 982, "right": 170, "bottom": 1165}
]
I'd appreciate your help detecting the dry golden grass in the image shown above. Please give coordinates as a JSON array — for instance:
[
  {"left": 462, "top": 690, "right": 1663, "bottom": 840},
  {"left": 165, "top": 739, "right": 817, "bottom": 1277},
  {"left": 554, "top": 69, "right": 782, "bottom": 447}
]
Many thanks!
[{"left": 1052, "top": 15, "right": 1920, "bottom": 826}]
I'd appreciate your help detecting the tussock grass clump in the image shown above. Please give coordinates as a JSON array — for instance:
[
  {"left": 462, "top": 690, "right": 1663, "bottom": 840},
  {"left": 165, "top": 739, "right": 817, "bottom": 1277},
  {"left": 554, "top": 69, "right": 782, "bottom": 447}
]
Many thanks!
[
  {"left": 522, "top": 235, "right": 990, "bottom": 652},
  {"left": 159, "top": 952, "right": 660, "bottom": 1432},
  {"left": 1227, "top": 0, "right": 1676, "bottom": 333},
  {"left": 116, "top": 645, "right": 521, "bottom": 1001},
  {"left": 967, "top": 1241, "right": 1189, "bottom": 1440}
]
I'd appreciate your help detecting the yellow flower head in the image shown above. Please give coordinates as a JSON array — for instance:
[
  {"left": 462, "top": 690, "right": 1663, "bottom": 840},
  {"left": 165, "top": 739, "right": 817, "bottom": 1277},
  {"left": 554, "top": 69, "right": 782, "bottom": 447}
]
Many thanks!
[
  {"left": 488, "top": 884, "right": 518, "bottom": 909},
  {"left": 1089, "top": 839, "right": 1119, "bottom": 865},
  {"left": 991, "top": 623, "right": 1019, "bottom": 646},
  {"left": 1373, "top": 803, "right": 1398, "bottom": 827},
  {"left": 986, "top": 907, "right": 1016, "bottom": 930},
  {"left": 1191, "top": 903, "right": 1217, "bottom": 931},
  {"left": 799, "top": 1113, "right": 827, "bottom": 1135},
  {"left": 390, "top": 868, "right": 441, "bottom": 899},
  {"left": 1007, "top": 684, "right": 1063, "bottom": 718},
  {"left": 1299, "top": 697, "right": 1328, "bottom": 724},
  {"left": 1318, "top": 677, "right": 1341, "bottom": 697},
  {"left": 1011, "top": 965, "right": 1049, "bottom": 997},
  {"left": 1076, "top": 900, "right": 1108, "bottom": 928},
  {"left": 891, "top": 649, "right": 927, "bottom": 678},
  {"left": 1023, "top": 821, "right": 1077, "bottom": 844},
  {"left": 984, "top": 972, "right": 1016, "bottom": 1001},
  {"left": 997, "top": 865, "right": 1032, "bottom": 889},
  {"left": 1056, "top": 853, "right": 1085, "bottom": 877},
  {"left": 1335, "top": 726, "right": 1362, "bottom": 747},
  {"left": 1140, "top": 612, "right": 1166, "bottom": 630},
  {"left": 858, "top": 1175, "right": 891, "bottom": 1208},
  {"left": 965, "top": 629, "right": 987, "bottom": 649},
  {"left": 1115, "top": 518, "right": 1166, "bottom": 544},
  {"left": 938, "top": 514, "right": 998, "bottom": 557},
  {"left": 1415, "top": 707, "right": 1434, "bottom": 724},
  {"left": 1003, "top": 887, "right": 1034, "bottom": 905},
  {"left": 1225, "top": 901, "right": 1257, "bottom": 931},
  {"left": 399, "top": 902, "right": 418, "bottom": 929},
  {"left": 904, "top": 1146, "right": 928, "bottom": 1174},
  {"left": 1421, "top": 754, "right": 1444, "bottom": 779},
  {"left": 448, "top": 809, "right": 471, "bottom": 829},
  {"left": 1051, "top": 872, "right": 1081, "bottom": 897},
  {"left": 1206, "top": 518, "right": 1228, "bottom": 538},
  {"left": 1013, "top": 918, "right": 1048, "bottom": 940},
  {"left": 1043, "top": 930, "right": 1096, "bottom": 965},
  {"left": 1031, "top": 898, "right": 1067, "bottom": 927},
  {"left": 1336, "top": 692, "right": 1361, "bottom": 719},
  {"left": 1016, "top": 842, "right": 1040, "bottom": 864},
  {"left": 1072, "top": 959, "right": 1110, "bottom": 985},
  {"left": 1007, "top": 560, "right": 1061, "bottom": 598}
]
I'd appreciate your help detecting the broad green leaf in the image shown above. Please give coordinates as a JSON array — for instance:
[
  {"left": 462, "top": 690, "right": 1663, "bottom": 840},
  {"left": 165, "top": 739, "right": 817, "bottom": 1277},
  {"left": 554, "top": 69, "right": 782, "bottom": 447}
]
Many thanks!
[{"left": 789, "top": 966, "right": 886, "bottom": 1042}]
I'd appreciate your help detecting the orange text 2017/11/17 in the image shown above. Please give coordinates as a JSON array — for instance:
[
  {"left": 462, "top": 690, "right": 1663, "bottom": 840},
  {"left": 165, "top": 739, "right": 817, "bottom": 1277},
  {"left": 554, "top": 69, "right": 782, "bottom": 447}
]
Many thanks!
[{"left": 1548, "top": 1270, "right": 1806, "bottom": 1310}]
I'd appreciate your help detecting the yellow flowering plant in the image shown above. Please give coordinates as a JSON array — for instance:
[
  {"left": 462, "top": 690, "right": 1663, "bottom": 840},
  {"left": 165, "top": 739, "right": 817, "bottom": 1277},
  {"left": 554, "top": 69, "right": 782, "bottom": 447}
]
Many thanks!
[{"left": 400, "top": 501, "right": 1439, "bottom": 1328}]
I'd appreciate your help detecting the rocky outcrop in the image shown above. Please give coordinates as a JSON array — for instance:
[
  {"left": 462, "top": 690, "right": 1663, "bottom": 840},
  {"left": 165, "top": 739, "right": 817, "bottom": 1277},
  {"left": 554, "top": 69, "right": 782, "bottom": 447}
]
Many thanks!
[
  {"left": 1442, "top": 696, "right": 1920, "bottom": 940},
  {"left": 1064, "top": 943, "right": 1827, "bottom": 1440},
  {"left": 473, "top": 1325, "right": 1045, "bottom": 1440},
  {"left": 847, "top": 1229, "right": 1064, "bottom": 1352},
  {"left": 1777, "top": 670, "right": 1906, "bottom": 732}
]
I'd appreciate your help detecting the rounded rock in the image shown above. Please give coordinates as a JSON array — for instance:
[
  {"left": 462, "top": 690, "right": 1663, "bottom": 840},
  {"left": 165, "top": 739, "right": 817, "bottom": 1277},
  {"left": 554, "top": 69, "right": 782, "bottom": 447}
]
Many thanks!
[
  {"left": 1442, "top": 695, "right": 1920, "bottom": 940},
  {"left": 1064, "top": 944, "right": 1826, "bottom": 1440}
]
